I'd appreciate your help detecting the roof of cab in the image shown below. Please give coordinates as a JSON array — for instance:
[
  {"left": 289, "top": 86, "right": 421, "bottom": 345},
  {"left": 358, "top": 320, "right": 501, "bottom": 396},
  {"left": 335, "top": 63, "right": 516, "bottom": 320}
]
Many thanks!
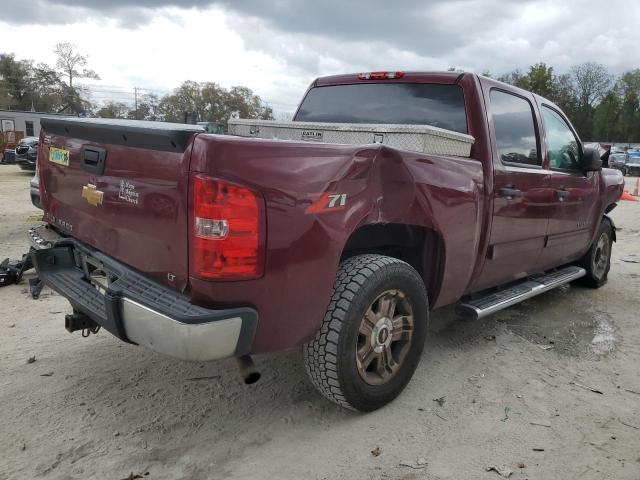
[{"left": 314, "top": 71, "right": 468, "bottom": 87}]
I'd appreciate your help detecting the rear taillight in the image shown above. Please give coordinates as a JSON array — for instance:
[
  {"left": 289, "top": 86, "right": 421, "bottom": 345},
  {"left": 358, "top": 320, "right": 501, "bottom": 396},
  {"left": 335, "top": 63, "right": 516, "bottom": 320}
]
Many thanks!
[
  {"left": 189, "top": 174, "right": 264, "bottom": 280},
  {"left": 358, "top": 71, "right": 405, "bottom": 80}
]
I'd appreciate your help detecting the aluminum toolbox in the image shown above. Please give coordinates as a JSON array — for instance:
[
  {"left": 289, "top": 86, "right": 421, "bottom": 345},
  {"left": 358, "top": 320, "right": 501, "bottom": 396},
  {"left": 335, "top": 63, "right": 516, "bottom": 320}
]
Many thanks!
[{"left": 227, "top": 119, "right": 475, "bottom": 157}]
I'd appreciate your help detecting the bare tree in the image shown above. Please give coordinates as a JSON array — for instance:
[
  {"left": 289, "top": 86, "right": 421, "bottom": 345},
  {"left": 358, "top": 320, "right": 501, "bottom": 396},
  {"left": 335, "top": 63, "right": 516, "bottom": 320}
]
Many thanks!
[
  {"left": 53, "top": 43, "right": 99, "bottom": 114},
  {"left": 570, "top": 62, "right": 613, "bottom": 108},
  {"left": 54, "top": 42, "right": 100, "bottom": 88},
  {"left": 497, "top": 68, "right": 525, "bottom": 87}
]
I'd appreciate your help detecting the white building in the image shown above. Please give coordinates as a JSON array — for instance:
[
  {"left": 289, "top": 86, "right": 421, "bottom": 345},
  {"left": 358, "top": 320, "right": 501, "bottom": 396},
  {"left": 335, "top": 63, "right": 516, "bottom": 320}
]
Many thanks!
[{"left": 0, "top": 109, "right": 76, "bottom": 139}]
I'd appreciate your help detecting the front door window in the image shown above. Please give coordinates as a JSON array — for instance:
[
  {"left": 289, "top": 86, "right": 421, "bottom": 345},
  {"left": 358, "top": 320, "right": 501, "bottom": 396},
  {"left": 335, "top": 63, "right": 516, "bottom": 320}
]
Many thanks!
[{"left": 541, "top": 106, "right": 580, "bottom": 171}]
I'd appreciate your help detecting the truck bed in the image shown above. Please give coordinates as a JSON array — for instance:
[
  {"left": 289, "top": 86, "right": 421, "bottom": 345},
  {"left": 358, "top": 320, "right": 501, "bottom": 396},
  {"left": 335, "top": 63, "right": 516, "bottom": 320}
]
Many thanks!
[{"left": 227, "top": 119, "right": 475, "bottom": 157}]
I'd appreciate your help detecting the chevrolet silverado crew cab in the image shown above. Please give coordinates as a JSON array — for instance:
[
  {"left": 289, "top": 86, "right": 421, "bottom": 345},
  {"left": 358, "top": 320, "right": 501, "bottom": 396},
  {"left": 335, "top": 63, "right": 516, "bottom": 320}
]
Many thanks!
[{"left": 30, "top": 72, "right": 623, "bottom": 411}]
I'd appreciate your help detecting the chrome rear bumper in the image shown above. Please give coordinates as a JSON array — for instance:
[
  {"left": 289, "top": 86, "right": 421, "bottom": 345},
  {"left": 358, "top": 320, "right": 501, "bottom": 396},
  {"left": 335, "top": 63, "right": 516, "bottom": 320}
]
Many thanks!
[
  {"left": 121, "top": 298, "right": 243, "bottom": 361},
  {"left": 29, "top": 225, "right": 257, "bottom": 362}
]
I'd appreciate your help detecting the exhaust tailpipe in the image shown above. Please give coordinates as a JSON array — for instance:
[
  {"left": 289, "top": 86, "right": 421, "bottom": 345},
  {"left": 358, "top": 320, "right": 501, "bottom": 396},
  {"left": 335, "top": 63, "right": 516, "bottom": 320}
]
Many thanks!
[{"left": 237, "top": 355, "right": 261, "bottom": 384}]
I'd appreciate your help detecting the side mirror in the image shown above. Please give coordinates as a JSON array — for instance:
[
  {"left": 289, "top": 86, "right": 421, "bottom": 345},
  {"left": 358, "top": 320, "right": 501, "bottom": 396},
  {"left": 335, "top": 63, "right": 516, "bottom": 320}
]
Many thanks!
[{"left": 580, "top": 147, "right": 602, "bottom": 171}]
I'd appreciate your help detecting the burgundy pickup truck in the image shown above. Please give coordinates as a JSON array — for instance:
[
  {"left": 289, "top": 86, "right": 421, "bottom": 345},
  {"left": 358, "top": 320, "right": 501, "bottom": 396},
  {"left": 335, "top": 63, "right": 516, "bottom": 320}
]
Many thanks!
[{"left": 30, "top": 72, "right": 623, "bottom": 411}]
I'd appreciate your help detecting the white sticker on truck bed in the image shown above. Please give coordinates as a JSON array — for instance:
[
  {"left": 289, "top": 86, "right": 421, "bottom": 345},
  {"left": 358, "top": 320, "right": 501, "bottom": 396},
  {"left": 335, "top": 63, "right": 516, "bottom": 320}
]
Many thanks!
[{"left": 118, "top": 179, "right": 140, "bottom": 205}]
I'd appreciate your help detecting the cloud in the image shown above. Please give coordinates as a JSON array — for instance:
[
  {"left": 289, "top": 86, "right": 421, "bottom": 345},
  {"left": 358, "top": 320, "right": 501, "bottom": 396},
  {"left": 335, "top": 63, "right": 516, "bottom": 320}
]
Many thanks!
[
  {"left": 7, "top": 1, "right": 527, "bottom": 54},
  {"left": 6, "top": 0, "right": 640, "bottom": 76},
  {"left": 0, "top": 0, "right": 160, "bottom": 27},
  {"left": 2, "top": 0, "right": 640, "bottom": 117},
  {"left": 222, "top": 0, "right": 640, "bottom": 79}
]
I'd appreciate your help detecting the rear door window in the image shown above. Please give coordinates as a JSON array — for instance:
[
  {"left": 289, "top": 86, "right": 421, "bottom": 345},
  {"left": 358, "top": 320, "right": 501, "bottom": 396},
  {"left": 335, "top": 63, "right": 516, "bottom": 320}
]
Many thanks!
[
  {"left": 294, "top": 83, "right": 467, "bottom": 134},
  {"left": 490, "top": 90, "right": 540, "bottom": 167}
]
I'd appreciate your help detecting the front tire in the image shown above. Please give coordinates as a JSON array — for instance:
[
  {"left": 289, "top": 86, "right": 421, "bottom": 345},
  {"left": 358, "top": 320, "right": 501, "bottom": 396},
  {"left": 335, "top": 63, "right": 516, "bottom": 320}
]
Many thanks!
[
  {"left": 576, "top": 218, "right": 613, "bottom": 288},
  {"left": 303, "top": 254, "right": 428, "bottom": 411}
]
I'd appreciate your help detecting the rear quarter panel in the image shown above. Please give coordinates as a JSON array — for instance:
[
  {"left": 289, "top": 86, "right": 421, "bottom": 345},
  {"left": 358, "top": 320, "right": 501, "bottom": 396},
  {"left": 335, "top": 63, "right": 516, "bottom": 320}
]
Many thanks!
[{"left": 189, "top": 135, "right": 484, "bottom": 353}]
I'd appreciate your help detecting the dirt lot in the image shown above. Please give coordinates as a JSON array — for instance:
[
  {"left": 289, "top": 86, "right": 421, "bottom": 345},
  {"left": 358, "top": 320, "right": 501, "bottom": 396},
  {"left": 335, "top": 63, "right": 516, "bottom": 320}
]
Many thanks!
[{"left": 1, "top": 164, "right": 639, "bottom": 480}]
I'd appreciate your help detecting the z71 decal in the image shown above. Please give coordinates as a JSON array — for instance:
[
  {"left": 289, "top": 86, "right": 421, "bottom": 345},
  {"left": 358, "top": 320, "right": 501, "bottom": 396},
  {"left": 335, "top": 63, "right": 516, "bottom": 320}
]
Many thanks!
[{"left": 305, "top": 192, "right": 347, "bottom": 214}]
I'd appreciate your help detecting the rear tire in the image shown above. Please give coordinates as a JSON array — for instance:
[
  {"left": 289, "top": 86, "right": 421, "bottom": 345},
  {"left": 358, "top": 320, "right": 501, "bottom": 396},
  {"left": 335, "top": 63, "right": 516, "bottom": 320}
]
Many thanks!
[
  {"left": 575, "top": 218, "right": 613, "bottom": 288},
  {"left": 303, "top": 254, "right": 428, "bottom": 411}
]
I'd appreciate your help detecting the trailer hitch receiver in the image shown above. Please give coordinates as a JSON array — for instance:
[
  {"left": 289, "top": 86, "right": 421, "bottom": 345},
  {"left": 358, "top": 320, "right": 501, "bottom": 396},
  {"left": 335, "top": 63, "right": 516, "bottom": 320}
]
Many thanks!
[{"left": 65, "top": 311, "right": 101, "bottom": 336}]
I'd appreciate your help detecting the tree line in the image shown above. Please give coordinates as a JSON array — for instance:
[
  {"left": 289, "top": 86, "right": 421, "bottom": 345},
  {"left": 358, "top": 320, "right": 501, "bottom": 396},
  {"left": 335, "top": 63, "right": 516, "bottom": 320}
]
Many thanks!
[
  {"left": 488, "top": 62, "right": 640, "bottom": 143},
  {"left": 0, "top": 44, "right": 273, "bottom": 125},
  {"left": 94, "top": 82, "right": 274, "bottom": 124},
  {"left": 1, "top": 45, "right": 639, "bottom": 141}
]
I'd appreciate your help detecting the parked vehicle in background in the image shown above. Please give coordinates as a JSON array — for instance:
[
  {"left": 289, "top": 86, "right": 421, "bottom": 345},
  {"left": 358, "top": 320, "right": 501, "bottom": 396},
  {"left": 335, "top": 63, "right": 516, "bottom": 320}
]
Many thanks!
[
  {"left": 197, "top": 122, "right": 225, "bottom": 134},
  {"left": 30, "top": 164, "right": 41, "bottom": 209},
  {"left": 609, "top": 152, "right": 628, "bottom": 175},
  {"left": 14, "top": 136, "right": 38, "bottom": 171},
  {"left": 626, "top": 150, "right": 640, "bottom": 176},
  {"left": 2, "top": 149, "right": 16, "bottom": 164},
  {"left": 29, "top": 72, "right": 623, "bottom": 411}
]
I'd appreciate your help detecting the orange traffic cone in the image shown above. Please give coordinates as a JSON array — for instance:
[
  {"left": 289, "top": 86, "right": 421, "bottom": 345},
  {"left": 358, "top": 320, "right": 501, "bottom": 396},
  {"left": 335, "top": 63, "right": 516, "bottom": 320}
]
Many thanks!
[
  {"left": 621, "top": 190, "right": 638, "bottom": 202},
  {"left": 633, "top": 178, "right": 640, "bottom": 197}
]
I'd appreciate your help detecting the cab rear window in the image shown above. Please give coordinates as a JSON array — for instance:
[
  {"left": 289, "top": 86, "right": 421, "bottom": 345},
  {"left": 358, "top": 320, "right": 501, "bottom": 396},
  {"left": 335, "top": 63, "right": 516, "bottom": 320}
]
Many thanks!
[{"left": 294, "top": 83, "right": 467, "bottom": 134}]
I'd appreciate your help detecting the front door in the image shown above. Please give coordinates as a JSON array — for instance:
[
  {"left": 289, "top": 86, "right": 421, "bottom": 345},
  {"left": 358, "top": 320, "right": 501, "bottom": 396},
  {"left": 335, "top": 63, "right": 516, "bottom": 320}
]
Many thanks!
[
  {"left": 473, "top": 87, "right": 553, "bottom": 291},
  {"left": 538, "top": 104, "right": 600, "bottom": 268}
]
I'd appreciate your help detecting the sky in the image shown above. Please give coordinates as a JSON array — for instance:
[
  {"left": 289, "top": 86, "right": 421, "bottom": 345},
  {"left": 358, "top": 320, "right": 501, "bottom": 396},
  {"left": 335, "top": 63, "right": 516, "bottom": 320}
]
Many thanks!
[{"left": 1, "top": 0, "right": 639, "bottom": 116}]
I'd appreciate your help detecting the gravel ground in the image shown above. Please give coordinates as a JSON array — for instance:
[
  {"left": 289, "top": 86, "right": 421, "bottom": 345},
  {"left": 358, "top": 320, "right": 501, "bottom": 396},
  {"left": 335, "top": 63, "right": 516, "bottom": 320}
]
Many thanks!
[{"left": 1, "top": 164, "right": 639, "bottom": 480}]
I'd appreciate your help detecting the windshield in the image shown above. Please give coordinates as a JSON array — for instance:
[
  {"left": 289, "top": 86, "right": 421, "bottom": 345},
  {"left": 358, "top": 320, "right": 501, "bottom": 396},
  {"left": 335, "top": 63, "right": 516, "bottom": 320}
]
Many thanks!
[{"left": 294, "top": 83, "right": 468, "bottom": 134}]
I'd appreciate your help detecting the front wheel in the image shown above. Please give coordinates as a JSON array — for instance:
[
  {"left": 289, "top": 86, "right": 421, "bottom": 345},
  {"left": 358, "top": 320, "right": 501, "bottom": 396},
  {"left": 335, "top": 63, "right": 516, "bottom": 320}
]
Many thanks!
[
  {"left": 575, "top": 218, "right": 613, "bottom": 288},
  {"left": 303, "top": 254, "right": 428, "bottom": 411}
]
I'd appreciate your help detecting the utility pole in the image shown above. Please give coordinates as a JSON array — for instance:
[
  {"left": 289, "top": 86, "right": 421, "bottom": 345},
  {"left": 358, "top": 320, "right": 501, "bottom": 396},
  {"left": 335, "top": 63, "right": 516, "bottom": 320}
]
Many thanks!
[{"left": 134, "top": 87, "right": 139, "bottom": 120}]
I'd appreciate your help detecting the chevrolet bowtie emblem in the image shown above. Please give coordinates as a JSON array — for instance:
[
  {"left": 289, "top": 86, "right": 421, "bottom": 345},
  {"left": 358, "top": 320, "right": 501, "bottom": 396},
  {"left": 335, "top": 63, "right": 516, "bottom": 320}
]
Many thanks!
[{"left": 82, "top": 184, "right": 104, "bottom": 206}]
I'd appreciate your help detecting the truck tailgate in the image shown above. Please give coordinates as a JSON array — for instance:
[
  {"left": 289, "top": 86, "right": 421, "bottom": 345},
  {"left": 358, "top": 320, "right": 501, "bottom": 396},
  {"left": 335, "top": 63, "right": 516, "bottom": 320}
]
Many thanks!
[{"left": 38, "top": 117, "right": 203, "bottom": 291}]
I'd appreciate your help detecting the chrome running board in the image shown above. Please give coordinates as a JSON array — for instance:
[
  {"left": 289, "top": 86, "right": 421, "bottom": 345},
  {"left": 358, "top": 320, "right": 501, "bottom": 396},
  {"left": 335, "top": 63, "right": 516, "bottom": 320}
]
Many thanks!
[{"left": 456, "top": 266, "right": 586, "bottom": 320}]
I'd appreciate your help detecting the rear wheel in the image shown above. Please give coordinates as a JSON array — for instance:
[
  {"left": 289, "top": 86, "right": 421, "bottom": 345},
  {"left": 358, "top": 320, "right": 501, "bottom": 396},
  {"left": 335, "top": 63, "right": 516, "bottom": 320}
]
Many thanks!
[
  {"left": 303, "top": 254, "right": 428, "bottom": 411},
  {"left": 575, "top": 218, "right": 613, "bottom": 288}
]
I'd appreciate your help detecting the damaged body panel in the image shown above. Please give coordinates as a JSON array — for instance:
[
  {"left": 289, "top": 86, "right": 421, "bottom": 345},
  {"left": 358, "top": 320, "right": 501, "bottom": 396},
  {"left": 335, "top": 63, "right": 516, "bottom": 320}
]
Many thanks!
[{"left": 188, "top": 134, "right": 485, "bottom": 352}]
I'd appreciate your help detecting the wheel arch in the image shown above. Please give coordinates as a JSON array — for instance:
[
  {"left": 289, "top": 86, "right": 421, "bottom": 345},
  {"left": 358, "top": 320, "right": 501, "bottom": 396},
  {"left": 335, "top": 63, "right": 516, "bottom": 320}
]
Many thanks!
[
  {"left": 604, "top": 212, "right": 616, "bottom": 242},
  {"left": 339, "top": 223, "right": 445, "bottom": 307}
]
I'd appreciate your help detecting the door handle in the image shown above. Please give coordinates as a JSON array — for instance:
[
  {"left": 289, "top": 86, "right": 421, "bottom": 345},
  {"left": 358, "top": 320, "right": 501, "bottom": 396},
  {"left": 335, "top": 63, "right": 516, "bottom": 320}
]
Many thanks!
[
  {"left": 498, "top": 187, "right": 523, "bottom": 199},
  {"left": 555, "top": 188, "right": 569, "bottom": 201}
]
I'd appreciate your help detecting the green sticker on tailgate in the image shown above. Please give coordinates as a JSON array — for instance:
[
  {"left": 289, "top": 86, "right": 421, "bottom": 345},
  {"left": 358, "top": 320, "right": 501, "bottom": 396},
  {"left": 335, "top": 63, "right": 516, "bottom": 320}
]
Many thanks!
[{"left": 49, "top": 147, "right": 70, "bottom": 166}]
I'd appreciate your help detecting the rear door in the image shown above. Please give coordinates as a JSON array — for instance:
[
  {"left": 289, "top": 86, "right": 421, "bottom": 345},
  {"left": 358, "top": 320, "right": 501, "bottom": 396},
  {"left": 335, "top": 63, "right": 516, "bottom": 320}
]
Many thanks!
[
  {"left": 473, "top": 87, "right": 553, "bottom": 291},
  {"left": 39, "top": 118, "right": 202, "bottom": 291},
  {"left": 538, "top": 104, "right": 599, "bottom": 267}
]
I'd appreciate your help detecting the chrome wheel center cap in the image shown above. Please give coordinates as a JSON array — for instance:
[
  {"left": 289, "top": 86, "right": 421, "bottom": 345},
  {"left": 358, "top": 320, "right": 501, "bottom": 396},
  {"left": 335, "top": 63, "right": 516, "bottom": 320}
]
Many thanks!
[{"left": 371, "top": 317, "right": 393, "bottom": 352}]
